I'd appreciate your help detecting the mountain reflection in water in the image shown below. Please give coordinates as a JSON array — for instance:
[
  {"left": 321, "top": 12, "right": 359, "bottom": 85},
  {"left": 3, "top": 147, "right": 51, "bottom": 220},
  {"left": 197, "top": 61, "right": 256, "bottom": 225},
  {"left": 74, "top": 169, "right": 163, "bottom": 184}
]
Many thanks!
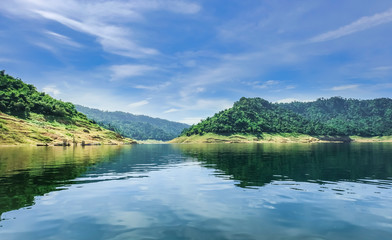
[{"left": 0, "top": 143, "right": 391, "bottom": 240}]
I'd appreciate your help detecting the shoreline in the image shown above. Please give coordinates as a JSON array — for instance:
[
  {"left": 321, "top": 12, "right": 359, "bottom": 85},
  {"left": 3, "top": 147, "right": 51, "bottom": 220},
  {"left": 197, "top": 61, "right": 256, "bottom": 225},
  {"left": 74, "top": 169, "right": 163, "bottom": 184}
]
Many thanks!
[
  {"left": 169, "top": 133, "right": 392, "bottom": 144},
  {"left": 0, "top": 112, "right": 137, "bottom": 146},
  {"left": 2, "top": 133, "right": 392, "bottom": 147}
]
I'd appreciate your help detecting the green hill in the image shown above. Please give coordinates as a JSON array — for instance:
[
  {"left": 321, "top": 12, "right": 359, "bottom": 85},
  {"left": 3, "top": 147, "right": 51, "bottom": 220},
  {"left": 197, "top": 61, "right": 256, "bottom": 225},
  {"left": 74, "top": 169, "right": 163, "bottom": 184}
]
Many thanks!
[
  {"left": 181, "top": 97, "right": 337, "bottom": 136},
  {"left": 176, "top": 97, "right": 392, "bottom": 143},
  {"left": 0, "top": 71, "right": 135, "bottom": 145},
  {"left": 75, "top": 105, "right": 189, "bottom": 141},
  {"left": 279, "top": 97, "right": 392, "bottom": 136}
]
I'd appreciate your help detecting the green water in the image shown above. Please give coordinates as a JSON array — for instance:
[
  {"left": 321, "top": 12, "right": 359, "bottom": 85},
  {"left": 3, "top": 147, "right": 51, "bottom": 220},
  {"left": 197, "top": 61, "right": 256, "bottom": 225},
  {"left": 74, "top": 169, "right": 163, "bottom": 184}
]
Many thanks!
[{"left": 0, "top": 143, "right": 391, "bottom": 239}]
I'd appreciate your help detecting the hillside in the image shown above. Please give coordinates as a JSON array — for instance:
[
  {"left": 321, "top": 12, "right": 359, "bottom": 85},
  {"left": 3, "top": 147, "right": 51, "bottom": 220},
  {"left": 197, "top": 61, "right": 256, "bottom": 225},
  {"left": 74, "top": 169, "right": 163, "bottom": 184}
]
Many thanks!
[
  {"left": 180, "top": 97, "right": 337, "bottom": 136},
  {"left": 75, "top": 105, "right": 189, "bottom": 141},
  {"left": 0, "top": 71, "right": 136, "bottom": 145},
  {"left": 175, "top": 97, "right": 392, "bottom": 143},
  {"left": 279, "top": 97, "right": 392, "bottom": 136}
]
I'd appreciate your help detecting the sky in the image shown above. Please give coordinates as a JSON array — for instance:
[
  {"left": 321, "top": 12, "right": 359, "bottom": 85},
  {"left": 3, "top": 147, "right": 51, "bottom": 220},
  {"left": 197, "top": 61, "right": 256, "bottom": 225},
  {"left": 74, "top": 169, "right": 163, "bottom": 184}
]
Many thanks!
[{"left": 1, "top": 0, "right": 392, "bottom": 124}]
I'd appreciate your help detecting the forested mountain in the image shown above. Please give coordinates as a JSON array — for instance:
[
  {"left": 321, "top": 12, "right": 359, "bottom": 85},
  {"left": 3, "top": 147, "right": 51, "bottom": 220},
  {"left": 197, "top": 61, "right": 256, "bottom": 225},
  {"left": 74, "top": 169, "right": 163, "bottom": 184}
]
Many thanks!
[
  {"left": 0, "top": 70, "right": 83, "bottom": 122},
  {"left": 0, "top": 71, "right": 135, "bottom": 145},
  {"left": 279, "top": 97, "right": 392, "bottom": 136},
  {"left": 181, "top": 97, "right": 392, "bottom": 137},
  {"left": 75, "top": 105, "right": 189, "bottom": 141}
]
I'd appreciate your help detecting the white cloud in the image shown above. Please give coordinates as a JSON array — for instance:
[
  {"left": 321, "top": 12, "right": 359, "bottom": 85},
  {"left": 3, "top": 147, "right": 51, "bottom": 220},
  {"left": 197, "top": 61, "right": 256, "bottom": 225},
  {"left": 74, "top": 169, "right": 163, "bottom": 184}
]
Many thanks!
[
  {"left": 163, "top": 108, "right": 180, "bottom": 114},
  {"left": 34, "top": 9, "right": 158, "bottom": 58},
  {"left": 310, "top": 8, "right": 392, "bottom": 43},
  {"left": 134, "top": 82, "right": 171, "bottom": 90},
  {"left": 179, "top": 117, "right": 203, "bottom": 125},
  {"left": 275, "top": 98, "right": 314, "bottom": 103},
  {"left": 33, "top": 41, "right": 57, "bottom": 54},
  {"left": 1, "top": 0, "right": 200, "bottom": 58},
  {"left": 45, "top": 31, "right": 82, "bottom": 48},
  {"left": 330, "top": 84, "right": 359, "bottom": 91},
  {"left": 256, "top": 80, "right": 279, "bottom": 89},
  {"left": 42, "top": 85, "right": 61, "bottom": 96},
  {"left": 134, "top": 0, "right": 201, "bottom": 14},
  {"left": 110, "top": 64, "right": 157, "bottom": 80},
  {"left": 276, "top": 98, "right": 299, "bottom": 103},
  {"left": 128, "top": 100, "right": 149, "bottom": 109},
  {"left": 171, "top": 98, "right": 233, "bottom": 113}
]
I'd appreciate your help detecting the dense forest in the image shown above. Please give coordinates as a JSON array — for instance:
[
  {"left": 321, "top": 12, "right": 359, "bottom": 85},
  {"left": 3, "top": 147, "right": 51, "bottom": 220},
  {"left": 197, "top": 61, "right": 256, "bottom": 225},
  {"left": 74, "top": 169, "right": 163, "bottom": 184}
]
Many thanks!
[
  {"left": 75, "top": 105, "right": 189, "bottom": 141},
  {"left": 279, "top": 97, "right": 392, "bottom": 136},
  {"left": 182, "top": 97, "right": 392, "bottom": 137},
  {"left": 0, "top": 70, "right": 90, "bottom": 124}
]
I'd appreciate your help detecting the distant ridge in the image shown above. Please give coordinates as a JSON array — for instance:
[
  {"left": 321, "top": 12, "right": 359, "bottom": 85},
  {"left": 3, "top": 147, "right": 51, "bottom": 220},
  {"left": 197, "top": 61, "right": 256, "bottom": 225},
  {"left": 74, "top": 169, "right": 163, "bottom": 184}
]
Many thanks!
[{"left": 75, "top": 105, "right": 189, "bottom": 141}]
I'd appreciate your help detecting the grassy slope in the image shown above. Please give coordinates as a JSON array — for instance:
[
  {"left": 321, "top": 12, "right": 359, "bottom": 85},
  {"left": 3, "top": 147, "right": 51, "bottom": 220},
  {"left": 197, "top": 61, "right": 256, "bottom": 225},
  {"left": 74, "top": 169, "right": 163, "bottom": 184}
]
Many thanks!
[
  {"left": 0, "top": 112, "right": 136, "bottom": 145},
  {"left": 170, "top": 133, "right": 392, "bottom": 143}
]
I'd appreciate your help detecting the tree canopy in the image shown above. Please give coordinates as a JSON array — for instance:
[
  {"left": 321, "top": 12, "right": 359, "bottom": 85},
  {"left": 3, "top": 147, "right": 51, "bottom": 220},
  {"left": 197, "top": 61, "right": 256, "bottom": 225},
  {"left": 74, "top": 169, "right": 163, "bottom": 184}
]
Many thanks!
[
  {"left": 182, "top": 97, "right": 392, "bottom": 137},
  {"left": 279, "top": 97, "right": 392, "bottom": 136},
  {"left": 0, "top": 71, "right": 90, "bottom": 124}
]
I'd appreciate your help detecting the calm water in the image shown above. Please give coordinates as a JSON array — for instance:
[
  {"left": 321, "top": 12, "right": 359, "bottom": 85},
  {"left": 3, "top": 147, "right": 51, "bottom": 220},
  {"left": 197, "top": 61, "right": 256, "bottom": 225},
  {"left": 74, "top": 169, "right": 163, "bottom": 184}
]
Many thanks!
[{"left": 0, "top": 143, "right": 391, "bottom": 240}]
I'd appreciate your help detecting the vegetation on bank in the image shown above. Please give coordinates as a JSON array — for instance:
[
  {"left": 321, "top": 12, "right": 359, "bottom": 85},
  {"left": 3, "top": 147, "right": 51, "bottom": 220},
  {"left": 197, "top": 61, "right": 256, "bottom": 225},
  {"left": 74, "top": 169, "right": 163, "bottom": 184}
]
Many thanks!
[
  {"left": 75, "top": 105, "right": 189, "bottom": 141},
  {"left": 0, "top": 71, "right": 136, "bottom": 145},
  {"left": 179, "top": 97, "right": 392, "bottom": 140}
]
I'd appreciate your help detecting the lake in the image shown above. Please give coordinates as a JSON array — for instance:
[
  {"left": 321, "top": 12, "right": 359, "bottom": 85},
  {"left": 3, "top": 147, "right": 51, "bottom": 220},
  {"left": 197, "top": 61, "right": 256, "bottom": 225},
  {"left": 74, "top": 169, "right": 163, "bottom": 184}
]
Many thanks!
[{"left": 0, "top": 143, "right": 391, "bottom": 240}]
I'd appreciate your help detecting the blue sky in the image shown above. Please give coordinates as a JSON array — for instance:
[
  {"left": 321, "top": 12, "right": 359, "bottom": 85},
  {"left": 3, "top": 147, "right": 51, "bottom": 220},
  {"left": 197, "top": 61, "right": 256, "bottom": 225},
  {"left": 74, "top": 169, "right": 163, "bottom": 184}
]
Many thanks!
[{"left": 1, "top": 0, "right": 392, "bottom": 124}]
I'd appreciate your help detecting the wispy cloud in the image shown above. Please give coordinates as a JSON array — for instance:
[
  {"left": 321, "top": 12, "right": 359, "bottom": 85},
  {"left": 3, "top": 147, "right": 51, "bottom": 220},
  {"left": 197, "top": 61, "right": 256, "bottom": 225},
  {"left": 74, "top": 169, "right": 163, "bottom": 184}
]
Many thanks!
[
  {"left": 45, "top": 31, "right": 82, "bottom": 48},
  {"left": 330, "top": 84, "right": 359, "bottom": 91},
  {"left": 134, "top": 82, "right": 171, "bottom": 91},
  {"left": 110, "top": 64, "right": 157, "bottom": 80},
  {"left": 34, "top": 9, "right": 158, "bottom": 58},
  {"left": 255, "top": 80, "right": 279, "bottom": 89},
  {"left": 128, "top": 100, "right": 149, "bottom": 109},
  {"left": 179, "top": 117, "right": 203, "bottom": 125},
  {"left": 170, "top": 98, "right": 233, "bottom": 114},
  {"left": 310, "top": 8, "right": 392, "bottom": 42},
  {"left": 2, "top": 0, "right": 200, "bottom": 58},
  {"left": 163, "top": 108, "right": 180, "bottom": 114},
  {"left": 33, "top": 41, "right": 58, "bottom": 54},
  {"left": 275, "top": 98, "right": 314, "bottom": 103},
  {"left": 42, "top": 85, "right": 61, "bottom": 96}
]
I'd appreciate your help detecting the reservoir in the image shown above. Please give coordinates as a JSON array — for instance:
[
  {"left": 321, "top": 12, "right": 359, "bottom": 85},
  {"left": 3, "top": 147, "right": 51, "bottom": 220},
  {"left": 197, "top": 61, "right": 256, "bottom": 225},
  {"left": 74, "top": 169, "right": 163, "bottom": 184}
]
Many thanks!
[{"left": 0, "top": 143, "right": 391, "bottom": 239}]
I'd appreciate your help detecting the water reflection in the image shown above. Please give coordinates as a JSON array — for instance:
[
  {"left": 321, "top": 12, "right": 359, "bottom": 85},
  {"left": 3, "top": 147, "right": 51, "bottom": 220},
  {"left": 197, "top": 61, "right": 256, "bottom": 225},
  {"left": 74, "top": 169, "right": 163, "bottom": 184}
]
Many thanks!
[
  {"left": 0, "top": 145, "right": 191, "bottom": 218},
  {"left": 0, "top": 145, "right": 131, "bottom": 217},
  {"left": 174, "top": 143, "right": 392, "bottom": 188},
  {"left": 0, "top": 143, "right": 391, "bottom": 239}
]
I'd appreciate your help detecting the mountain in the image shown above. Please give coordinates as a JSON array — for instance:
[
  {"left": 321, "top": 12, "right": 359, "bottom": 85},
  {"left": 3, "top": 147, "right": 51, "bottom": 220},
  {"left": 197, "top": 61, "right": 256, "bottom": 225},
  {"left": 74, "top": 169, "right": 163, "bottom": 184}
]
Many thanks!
[
  {"left": 279, "top": 97, "right": 392, "bottom": 136},
  {"left": 75, "top": 105, "right": 189, "bottom": 141},
  {"left": 0, "top": 71, "right": 135, "bottom": 145},
  {"left": 177, "top": 97, "right": 392, "bottom": 142}
]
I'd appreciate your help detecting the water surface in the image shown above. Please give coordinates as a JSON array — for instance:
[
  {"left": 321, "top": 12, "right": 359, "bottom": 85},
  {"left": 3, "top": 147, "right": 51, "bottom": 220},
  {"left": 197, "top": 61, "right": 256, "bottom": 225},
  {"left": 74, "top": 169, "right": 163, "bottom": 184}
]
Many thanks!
[{"left": 0, "top": 143, "right": 391, "bottom": 239}]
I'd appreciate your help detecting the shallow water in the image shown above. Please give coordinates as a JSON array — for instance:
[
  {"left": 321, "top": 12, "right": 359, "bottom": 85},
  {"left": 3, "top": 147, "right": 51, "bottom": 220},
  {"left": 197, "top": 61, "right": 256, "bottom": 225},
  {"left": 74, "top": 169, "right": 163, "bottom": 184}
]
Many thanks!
[{"left": 0, "top": 143, "right": 391, "bottom": 239}]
